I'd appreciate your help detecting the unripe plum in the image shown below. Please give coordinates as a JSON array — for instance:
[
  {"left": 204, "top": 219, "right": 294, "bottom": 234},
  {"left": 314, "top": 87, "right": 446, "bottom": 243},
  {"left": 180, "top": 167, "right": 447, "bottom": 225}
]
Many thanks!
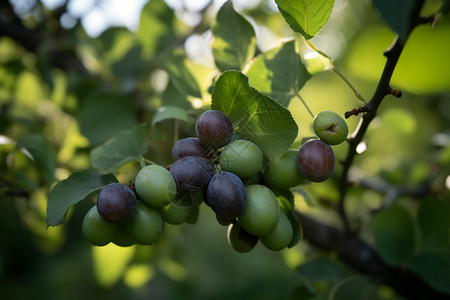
[
  {"left": 263, "top": 149, "right": 307, "bottom": 188},
  {"left": 82, "top": 205, "right": 118, "bottom": 246},
  {"left": 126, "top": 202, "right": 163, "bottom": 245},
  {"left": 237, "top": 184, "right": 280, "bottom": 236},
  {"left": 219, "top": 139, "right": 263, "bottom": 178},
  {"left": 313, "top": 110, "right": 348, "bottom": 145},
  {"left": 260, "top": 212, "right": 293, "bottom": 251},
  {"left": 135, "top": 165, "right": 176, "bottom": 207},
  {"left": 227, "top": 222, "right": 259, "bottom": 253}
]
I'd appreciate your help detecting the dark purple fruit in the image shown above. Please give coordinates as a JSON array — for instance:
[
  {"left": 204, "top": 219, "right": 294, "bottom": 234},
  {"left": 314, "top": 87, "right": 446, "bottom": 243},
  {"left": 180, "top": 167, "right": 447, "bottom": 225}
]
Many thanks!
[
  {"left": 96, "top": 183, "right": 137, "bottom": 223},
  {"left": 297, "top": 139, "right": 335, "bottom": 182},
  {"left": 195, "top": 110, "right": 233, "bottom": 148},
  {"left": 171, "top": 137, "right": 208, "bottom": 160},
  {"left": 206, "top": 172, "right": 247, "bottom": 224},
  {"left": 169, "top": 156, "right": 214, "bottom": 195}
]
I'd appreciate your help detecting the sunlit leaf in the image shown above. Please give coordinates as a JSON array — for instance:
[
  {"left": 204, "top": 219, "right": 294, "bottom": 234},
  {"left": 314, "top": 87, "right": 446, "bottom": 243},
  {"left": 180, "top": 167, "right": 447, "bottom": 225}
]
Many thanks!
[
  {"left": 372, "top": 0, "right": 424, "bottom": 42},
  {"left": 17, "top": 133, "right": 55, "bottom": 186},
  {"left": 161, "top": 49, "right": 202, "bottom": 98},
  {"left": 211, "top": 71, "right": 298, "bottom": 159},
  {"left": 137, "top": 0, "right": 176, "bottom": 58},
  {"left": 246, "top": 40, "right": 311, "bottom": 107},
  {"left": 275, "top": 0, "right": 335, "bottom": 39},
  {"left": 47, "top": 169, "right": 118, "bottom": 226},
  {"left": 90, "top": 124, "right": 148, "bottom": 172},
  {"left": 211, "top": 1, "right": 257, "bottom": 72},
  {"left": 370, "top": 204, "right": 417, "bottom": 266}
]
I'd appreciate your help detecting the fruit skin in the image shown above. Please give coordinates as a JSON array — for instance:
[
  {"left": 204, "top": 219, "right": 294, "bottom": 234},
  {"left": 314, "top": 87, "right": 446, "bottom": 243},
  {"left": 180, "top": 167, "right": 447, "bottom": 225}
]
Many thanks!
[
  {"left": 227, "top": 222, "right": 259, "bottom": 253},
  {"left": 126, "top": 202, "right": 164, "bottom": 245},
  {"left": 260, "top": 212, "right": 293, "bottom": 251},
  {"left": 195, "top": 110, "right": 233, "bottom": 148},
  {"left": 169, "top": 156, "right": 215, "bottom": 196},
  {"left": 160, "top": 203, "right": 193, "bottom": 225},
  {"left": 313, "top": 110, "right": 348, "bottom": 145},
  {"left": 97, "top": 183, "right": 137, "bottom": 223},
  {"left": 297, "top": 139, "right": 335, "bottom": 182},
  {"left": 237, "top": 184, "right": 280, "bottom": 236},
  {"left": 263, "top": 149, "right": 307, "bottom": 188},
  {"left": 219, "top": 139, "right": 263, "bottom": 178},
  {"left": 171, "top": 137, "right": 208, "bottom": 160},
  {"left": 206, "top": 172, "right": 247, "bottom": 224},
  {"left": 135, "top": 165, "right": 176, "bottom": 207},
  {"left": 82, "top": 205, "right": 118, "bottom": 246}
]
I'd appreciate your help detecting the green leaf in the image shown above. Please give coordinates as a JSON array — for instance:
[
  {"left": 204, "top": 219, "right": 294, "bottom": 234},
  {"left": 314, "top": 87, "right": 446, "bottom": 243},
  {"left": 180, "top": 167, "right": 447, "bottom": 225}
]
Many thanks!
[
  {"left": 370, "top": 204, "right": 417, "bottom": 267},
  {"left": 161, "top": 49, "right": 202, "bottom": 98},
  {"left": 17, "top": 133, "right": 55, "bottom": 186},
  {"left": 246, "top": 40, "right": 311, "bottom": 108},
  {"left": 211, "top": 1, "right": 257, "bottom": 72},
  {"left": 211, "top": 71, "right": 298, "bottom": 159},
  {"left": 137, "top": 0, "right": 176, "bottom": 58},
  {"left": 372, "top": 0, "right": 424, "bottom": 42},
  {"left": 275, "top": 0, "right": 335, "bottom": 40},
  {"left": 90, "top": 124, "right": 148, "bottom": 172},
  {"left": 410, "top": 250, "right": 450, "bottom": 295},
  {"left": 151, "top": 106, "right": 188, "bottom": 140},
  {"left": 47, "top": 169, "right": 118, "bottom": 226},
  {"left": 79, "top": 91, "right": 138, "bottom": 146},
  {"left": 273, "top": 188, "right": 303, "bottom": 248},
  {"left": 417, "top": 197, "right": 450, "bottom": 251}
]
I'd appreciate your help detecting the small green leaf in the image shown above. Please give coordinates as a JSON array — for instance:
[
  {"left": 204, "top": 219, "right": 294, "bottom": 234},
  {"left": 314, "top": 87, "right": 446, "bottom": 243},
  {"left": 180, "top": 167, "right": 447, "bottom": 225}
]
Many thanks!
[
  {"left": 137, "top": 0, "right": 176, "bottom": 57},
  {"left": 162, "top": 49, "right": 202, "bottom": 98},
  {"left": 370, "top": 204, "right": 417, "bottom": 267},
  {"left": 211, "top": 71, "right": 298, "bottom": 159},
  {"left": 17, "top": 133, "right": 55, "bottom": 186},
  {"left": 211, "top": 1, "right": 257, "bottom": 72},
  {"left": 273, "top": 188, "right": 303, "bottom": 248},
  {"left": 410, "top": 250, "right": 450, "bottom": 295},
  {"left": 246, "top": 40, "right": 311, "bottom": 108},
  {"left": 275, "top": 0, "right": 335, "bottom": 40},
  {"left": 372, "top": 0, "right": 424, "bottom": 42},
  {"left": 151, "top": 106, "right": 188, "bottom": 140},
  {"left": 90, "top": 124, "right": 148, "bottom": 172},
  {"left": 47, "top": 169, "right": 118, "bottom": 226}
]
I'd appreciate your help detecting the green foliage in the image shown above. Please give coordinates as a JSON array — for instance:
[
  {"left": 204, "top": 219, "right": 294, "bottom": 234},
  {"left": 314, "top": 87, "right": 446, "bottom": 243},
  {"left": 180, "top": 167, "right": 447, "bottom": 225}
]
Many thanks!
[
  {"left": 1, "top": 0, "right": 449, "bottom": 298},
  {"left": 211, "top": 1, "right": 257, "bottom": 72},
  {"left": 211, "top": 71, "right": 298, "bottom": 159},
  {"left": 275, "top": 0, "right": 335, "bottom": 39},
  {"left": 90, "top": 124, "right": 148, "bottom": 172},
  {"left": 246, "top": 39, "right": 311, "bottom": 108}
]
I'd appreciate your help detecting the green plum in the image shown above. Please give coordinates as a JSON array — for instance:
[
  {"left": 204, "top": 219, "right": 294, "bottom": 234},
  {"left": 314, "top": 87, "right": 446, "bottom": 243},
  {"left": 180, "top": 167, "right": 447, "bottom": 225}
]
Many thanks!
[
  {"left": 219, "top": 139, "right": 263, "bottom": 178},
  {"left": 263, "top": 149, "right": 307, "bottom": 188},
  {"left": 237, "top": 184, "right": 280, "bottom": 236},
  {"left": 135, "top": 165, "right": 177, "bottom": 207},
  {"left": 313, "top": 110, "right": 348, "bottom": 145},
  {"left": 82, "top": 205, "right": 119, "bottom": 246},
  {"left": 227, "top": 222, "right": 259, "bottom": 253},
  {"left": 161, "top": 203, "right": 193, "bottom": 225},
  {"left": 126, "top": 202, "right": 164, "bottom": 245},
  {"left": 260, "top": 212, "right": 293, "bottom": 251}
]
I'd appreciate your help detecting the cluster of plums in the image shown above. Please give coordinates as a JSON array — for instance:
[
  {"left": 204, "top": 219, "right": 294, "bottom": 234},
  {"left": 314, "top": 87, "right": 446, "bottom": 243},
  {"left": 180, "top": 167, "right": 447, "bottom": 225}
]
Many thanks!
[{"left": 82, "top": 109, "right": 348, "bottom": 252}]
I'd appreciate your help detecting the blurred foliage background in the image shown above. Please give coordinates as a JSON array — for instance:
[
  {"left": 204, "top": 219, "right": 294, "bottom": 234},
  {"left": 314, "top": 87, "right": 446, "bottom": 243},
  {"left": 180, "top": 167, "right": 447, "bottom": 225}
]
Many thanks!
[{"left": 0, "top": 0, "right": 449, "bottom": 299}]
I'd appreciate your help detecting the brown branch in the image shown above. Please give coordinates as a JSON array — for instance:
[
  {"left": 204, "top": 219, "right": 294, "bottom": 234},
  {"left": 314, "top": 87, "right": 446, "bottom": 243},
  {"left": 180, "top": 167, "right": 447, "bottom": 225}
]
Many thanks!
[{"left": 296, "top": 211, "right": 450, "bottom": 300}]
